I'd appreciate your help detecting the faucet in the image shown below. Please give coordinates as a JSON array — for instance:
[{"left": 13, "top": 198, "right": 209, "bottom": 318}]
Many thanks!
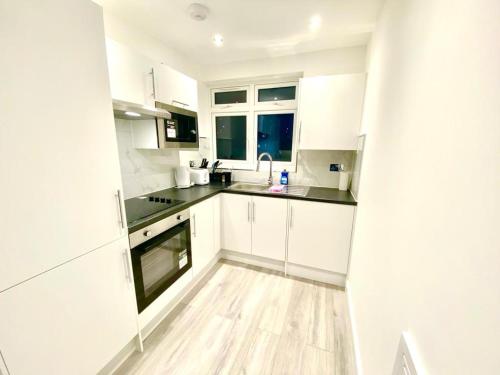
[{"left": 257, "top": 152, "right": 273, "bottom": 185}]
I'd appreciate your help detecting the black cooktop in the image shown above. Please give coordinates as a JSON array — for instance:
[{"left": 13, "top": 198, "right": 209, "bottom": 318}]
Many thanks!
[{"left": 124, "top": 193, "right": 185, "bottom": 225}]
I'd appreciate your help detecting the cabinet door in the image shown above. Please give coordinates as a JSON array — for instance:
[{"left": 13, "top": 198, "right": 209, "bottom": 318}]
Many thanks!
[
  {"left": 213, "top": 195, "right": 221, "bottom": 254},
  {"left": 221, "top": 193, "right": 252, "bottom": 254},
  {"left": 155, "top": 64, "right": 198, "bottom": 110},
  {"left": 287, "top": 200, "right": 355, "bottom": 274},
  {"left": 191, "top": 198, "right": 215, "bottom": 276},
  {"left": 299, "top": 74, "right": 366, "bottom": 150},
  {"left": 105, "top": 38, "right": 155, "bottom": 106},
  {"left": 0, "top": 0, "right": 125, "bottom": 291},
  {"left": 251, "top": 196, "right": 288, "bottom": 261},
  {"left": 0, "top": 236, "right": 138, "bottom": 375}
]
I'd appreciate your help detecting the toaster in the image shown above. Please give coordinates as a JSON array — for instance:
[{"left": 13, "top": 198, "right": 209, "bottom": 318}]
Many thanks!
[{"left": 190, "top": 168, "right": 209, "bottom": 185}]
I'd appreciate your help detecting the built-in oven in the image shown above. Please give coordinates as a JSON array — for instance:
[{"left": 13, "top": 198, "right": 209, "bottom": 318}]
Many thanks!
[
  {"left": 128, "top": 209, "right": 192, "bottom": 313},
  {"left": 155, "top": 101, "right": 199, "bottom": 149}
]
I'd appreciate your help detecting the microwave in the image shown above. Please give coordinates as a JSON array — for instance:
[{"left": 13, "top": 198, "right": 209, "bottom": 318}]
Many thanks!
[{"left": 155, "top": 101, "right": 199, "bottom": 149}]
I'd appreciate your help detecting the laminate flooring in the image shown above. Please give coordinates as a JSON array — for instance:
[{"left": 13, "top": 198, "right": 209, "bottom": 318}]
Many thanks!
[{"left": 115, "top": 260, "right": 356, "bottom": 375}]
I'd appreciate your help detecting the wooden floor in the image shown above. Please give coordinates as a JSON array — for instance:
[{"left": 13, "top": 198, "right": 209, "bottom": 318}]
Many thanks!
[{"left": 115, "top": 260, "right": 356, "bottom": 375}]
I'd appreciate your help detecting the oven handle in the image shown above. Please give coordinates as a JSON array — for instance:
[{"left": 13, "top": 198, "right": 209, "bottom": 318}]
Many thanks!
[{"left": 122, "top": 250, "right": 132, "bottom": 284}]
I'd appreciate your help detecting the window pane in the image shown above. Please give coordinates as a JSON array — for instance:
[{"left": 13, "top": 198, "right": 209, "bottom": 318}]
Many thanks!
[
  {"left": 258, "top": 86, "right": 296, "bottom": 102},
  {"left": 257, "top": 113, "right": 294, "bottom": 162},
  {"left": 214, "top": 90, "right": 247, "bottom": 105},
  {"left": 216, "top": 116, "right": 247, "bottom": 160}
]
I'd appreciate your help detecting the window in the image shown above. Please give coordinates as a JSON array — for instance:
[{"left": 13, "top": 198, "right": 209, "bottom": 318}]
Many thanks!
[
  {"left": 256, "top": 112, "right": 295, "bottom": 162},
  {"left": 214, "top": 90, "right": 247, "bottom": 105},
  {"left": 211, "top": 80, "right": 299, "bottom": 170},
  {"left": 255, "top": 82, "right": 298, "bottom": 108},
  {"left": 258, "top": 86, "right": 296, "bottom": 102},
  {"left": 211, "top": 86, "right": 249, "bottom": 109},
  {"left": 215, "top": 115, "right": 247, "bottom": 160}
]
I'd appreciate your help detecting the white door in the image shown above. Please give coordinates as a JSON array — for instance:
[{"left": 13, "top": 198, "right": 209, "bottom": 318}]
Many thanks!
[
  {"left": 105, "top": 38, "right": 155, "bottom": 106},
  {"left": 0, "top": 0, "right": 126, "bottom": 291},
  {"left": 221, "top": 193, "right": 252, "bottom": 254},
  {"left": 299, "top": 74, "right": 366, "bottom": 150},
  {"left": 251, "top": 196, "right": 288, "bottom": 261},
  {"left": 0, "top": 236, "right": 138, "bottom": 375},
  {"left": 191, "top": 198, "right": 215, "bottom": 276},
  {"left": 155, "top": 64, "right": 198, "bottom": 110},
  {"left": 287, "top": 200, "right": 355, "bottom": 274}
]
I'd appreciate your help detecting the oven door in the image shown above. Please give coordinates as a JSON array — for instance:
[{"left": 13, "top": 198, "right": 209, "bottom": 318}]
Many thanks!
[
  {"left": 131, "top": 220, "right": 192, "bottom": 313},
  {"left": 156, "top": 102, "right": 199, "bottom": 149}
]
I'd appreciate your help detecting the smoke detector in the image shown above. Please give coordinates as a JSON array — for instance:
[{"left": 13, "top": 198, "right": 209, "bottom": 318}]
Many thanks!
[{"left": 188, "top": 3, "right": 209, "bottom": 21}]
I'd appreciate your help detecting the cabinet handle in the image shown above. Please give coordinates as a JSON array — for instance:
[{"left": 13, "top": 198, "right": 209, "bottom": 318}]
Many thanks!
[
  {"left": 252, "top": 202, "right": 256, "bottom": 223},
  {"left": 193, "top": 214, "right": 197, "bottom": 237},
  {"left": 115, "top": 190, "right": 125, "bottom": 229},
  {"left": 122, "top": 250, "right": 132, "bottom": 284},
  {"left": 247, "top": 202, "right": 251, "bottom": 222},
  {"left": 298, "top": 121, "right": 303, "bottom": 143},
  {"left": 149, "top": 68, "right": 156, "bottom": 99},
  {"left": 172, "top": 99, "right": 189, "bottom": 107},
  {"left": 289, "top": 206, "right": 294, "bottom": 229}
]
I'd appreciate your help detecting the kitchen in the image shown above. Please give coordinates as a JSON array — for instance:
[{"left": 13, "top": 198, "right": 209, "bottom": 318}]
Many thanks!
[{"left": 1, "top": 1, "right": 499, "bottom": 375}]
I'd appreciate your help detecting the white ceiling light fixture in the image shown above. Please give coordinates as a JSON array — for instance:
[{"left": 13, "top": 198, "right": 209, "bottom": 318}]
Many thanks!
[
  {"left": 309, "top": 15, "right": 322, "bottom": 31},
  {"left": 188, "top": 3, "right": 209, "bottom": 21},
  {"left": 213, "top": 33, "right": 224, "bottom": 47}
]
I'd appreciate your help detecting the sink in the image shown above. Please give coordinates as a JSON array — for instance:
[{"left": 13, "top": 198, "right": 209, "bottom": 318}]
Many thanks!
[
  {"left": 268, "top": 185, "right": 310, "bottom": 197},
  {"left": 227, "top": 183, "right": 310, "bottom": 197},
  {"left": 227, "top": 183, "right": 270, "bottom": 192}
]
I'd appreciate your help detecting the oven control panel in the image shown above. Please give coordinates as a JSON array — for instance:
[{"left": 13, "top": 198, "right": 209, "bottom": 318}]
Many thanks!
[{"left": 129, "top": 208, "right": 190, "bottom": 248}]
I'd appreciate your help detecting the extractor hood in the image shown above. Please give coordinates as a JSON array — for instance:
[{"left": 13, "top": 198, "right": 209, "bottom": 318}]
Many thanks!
[{"left": 112, "top": 99, "right": 171, "bottom": 120}]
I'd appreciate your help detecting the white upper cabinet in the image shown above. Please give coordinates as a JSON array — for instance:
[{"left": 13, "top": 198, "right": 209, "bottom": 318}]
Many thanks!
[
  {"left": 221, "top": 193, "right": 252, "bottom": 254},
  {"left": 155, "top": 64, "right": 198, "bottom": 111},
  {"left": 105, "top": 38, "right": 156, "bottom": 106},
  {"left": 190, "top": 197, "right": 216, "bottom": 276},
  {"left": 298, "top": 74, "right": 366, "bottom": 150},
  {"left": 251, "top": 196, "right": 288, "bottom": 261},
  {"left": 287, "top": 200, "right": 355, "bottom": 274},
  {"left": 0, "top": 236, "right": 138, "bottom": 375},
  {"left": 0, "top": 0, "right": 126, "bottom": 291}
]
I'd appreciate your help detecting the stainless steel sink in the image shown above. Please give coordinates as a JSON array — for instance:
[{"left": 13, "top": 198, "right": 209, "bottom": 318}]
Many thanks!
[
  {"left": 227, "top": 183, "right": 310, "bottom": 197},
  {"left": 227, "top": 183, "right": 269, "bottom": 192},
  {"left": 270, "top": 185, "right": 310, "bottom": 197}
]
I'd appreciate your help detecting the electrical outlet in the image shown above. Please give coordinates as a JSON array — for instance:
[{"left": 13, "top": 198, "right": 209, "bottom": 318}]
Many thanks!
[{"left": 330, "top": 163, "right": 341, "bottom": 172}]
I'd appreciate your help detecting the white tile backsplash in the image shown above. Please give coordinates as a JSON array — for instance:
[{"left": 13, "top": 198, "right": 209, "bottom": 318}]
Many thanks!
[
  {"left": 230, "top": 150, "right": 355, "bottom": 188},
  {"left": 115, "top": 119, "right": 179, "bottom": 199}
]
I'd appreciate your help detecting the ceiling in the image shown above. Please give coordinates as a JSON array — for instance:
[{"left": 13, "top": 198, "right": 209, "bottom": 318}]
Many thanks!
[{"left": 96, "top": 0, "right": 385, "bottom": 65}]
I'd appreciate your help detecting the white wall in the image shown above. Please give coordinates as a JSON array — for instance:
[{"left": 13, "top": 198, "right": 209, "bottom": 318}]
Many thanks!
[
  {"left": 115, "top": 119, "right": 179, "bottom": 198},
  {"left": 202, "top": 46, "right": 366, "bottom": 81},
  {"left": 348, "top": 0, "right": 500, "bottom": 374}
]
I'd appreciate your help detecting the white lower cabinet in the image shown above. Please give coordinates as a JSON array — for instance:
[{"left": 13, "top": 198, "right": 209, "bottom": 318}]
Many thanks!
[
  {"left": 287, "top": 200, "right": 355, "bottom": 274},
  {"left": 190, "top": 197, "right": 216, "bottom": 276},
  {"left": 221, "top": 193, "right": 252, "bottom": 254},
  {"left": 251, "top": 196, "right": 288, "bottom": 261},
  {"left": 0, "top": 236, "right": 138, "bottom": 375}
]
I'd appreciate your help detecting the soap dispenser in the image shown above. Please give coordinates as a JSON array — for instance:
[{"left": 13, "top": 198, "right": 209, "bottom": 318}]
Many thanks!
[{"left": 280, "top": 169, "right": 289, "bottom": 185}]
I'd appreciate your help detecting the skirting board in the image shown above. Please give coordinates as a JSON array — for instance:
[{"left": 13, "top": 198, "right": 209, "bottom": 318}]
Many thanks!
[
  {"left": 98, "top": 251, "right": 222, "bottom": 375},
  {"left": 345, "top": 280, "right": 363, "bottom": 375},
  {"left": 220, "top": 249, "right": 346, "bottom": 287}
]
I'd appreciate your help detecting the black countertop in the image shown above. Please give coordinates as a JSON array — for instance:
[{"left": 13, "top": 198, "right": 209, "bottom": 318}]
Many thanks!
[{"left": 126, "top": 182, "right": 357, "bottom": 233}]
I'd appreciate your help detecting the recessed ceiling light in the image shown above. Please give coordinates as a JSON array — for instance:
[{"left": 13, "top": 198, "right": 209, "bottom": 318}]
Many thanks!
[
  {"left": 213, "top": 34, "right": 224, "bottom": 47},
  {"left": 125, "top": 111, "right": 141, "bottom": 117},
  {"left": 188, "top": 3, "right": 209, "bottom": 21},
  {"left": 309, "top": 15, "right": 322, "bottom": 31}
]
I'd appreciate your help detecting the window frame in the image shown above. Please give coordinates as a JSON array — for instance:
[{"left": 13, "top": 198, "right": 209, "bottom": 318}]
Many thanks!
[
  {"left": 211, "top": 86, "right": 251, "bottom": 111},
  {"left": 254, "top": 109, "right": 298, "bottom": 171},
  {"left": 211, "top": 112, "right": 254, "bottom": 170},
  {"left": 254, "top": 82, "right": 298, "bottom": 110}
]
